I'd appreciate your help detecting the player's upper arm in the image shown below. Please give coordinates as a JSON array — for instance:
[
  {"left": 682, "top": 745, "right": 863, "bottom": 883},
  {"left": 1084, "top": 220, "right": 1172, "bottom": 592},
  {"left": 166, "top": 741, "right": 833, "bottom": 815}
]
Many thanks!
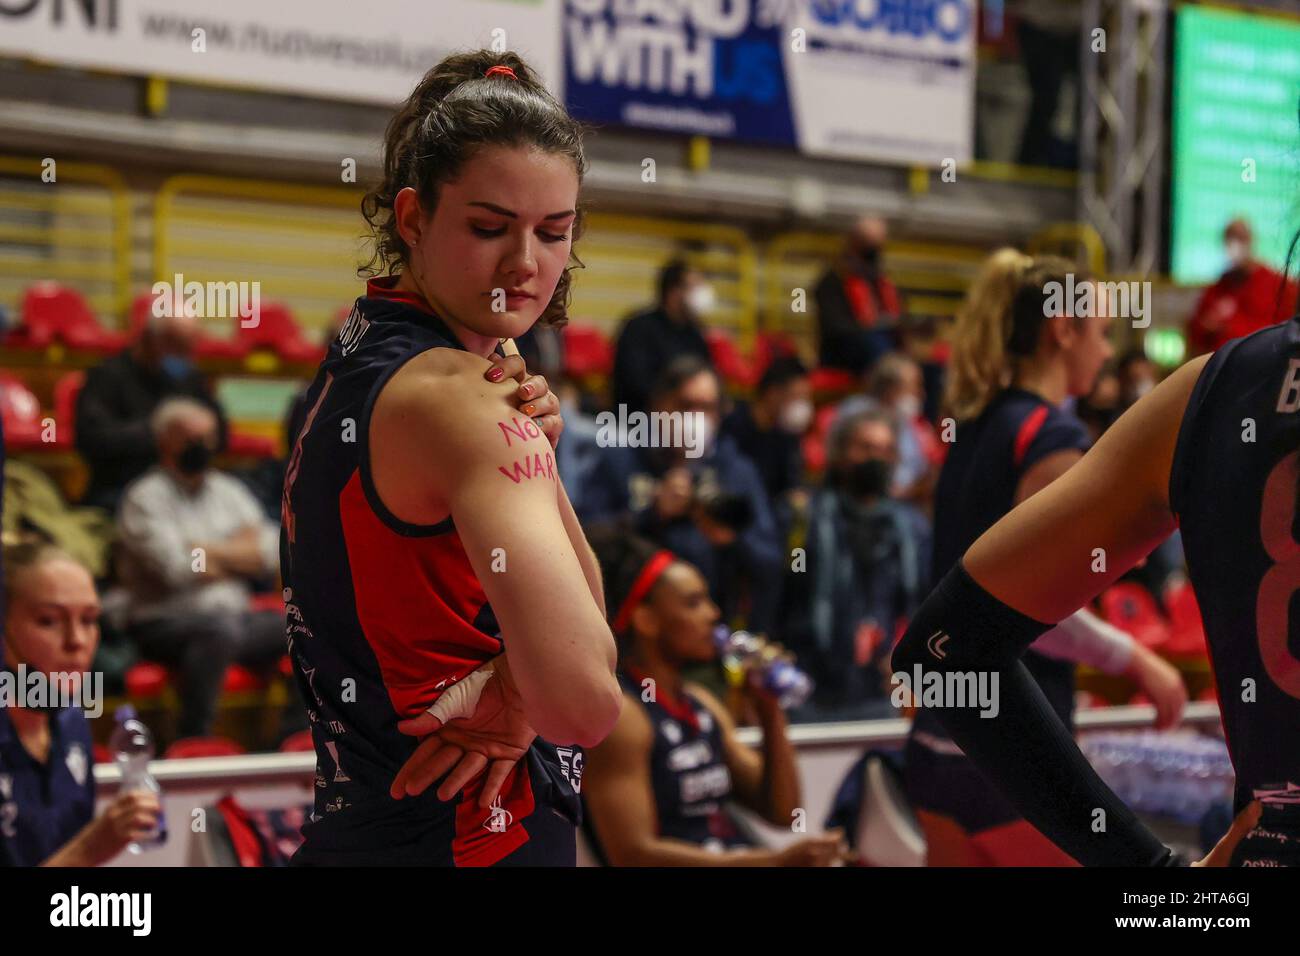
[
  {"left": 1015, "top": 448, "right": 1082, "bottom": 504},
  {"left": 582, "top": 694, "right": 659, "bottom": 866},
  {"left": 965, "top": 355, "right": 1211, "bottom": 624},
  {"left": 371, "top": 348, "right": 620, "bottom": 747}
]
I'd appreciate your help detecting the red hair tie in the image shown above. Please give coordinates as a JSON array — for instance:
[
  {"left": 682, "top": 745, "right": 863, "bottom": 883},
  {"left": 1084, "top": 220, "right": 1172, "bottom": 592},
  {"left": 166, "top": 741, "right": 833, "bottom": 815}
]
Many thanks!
[
  {"left": 485, "top": 66, "right": 518, "bottom": 80},
  {"left": 612, "top": 550, "right": 676, "bottom": 634}
]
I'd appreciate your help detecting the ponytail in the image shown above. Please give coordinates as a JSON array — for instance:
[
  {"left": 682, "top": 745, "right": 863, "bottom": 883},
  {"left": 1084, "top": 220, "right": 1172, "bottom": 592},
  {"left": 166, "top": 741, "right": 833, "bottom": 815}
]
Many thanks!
[{"left": 944, "top": 248, "right": 1032, "bottom": 422}]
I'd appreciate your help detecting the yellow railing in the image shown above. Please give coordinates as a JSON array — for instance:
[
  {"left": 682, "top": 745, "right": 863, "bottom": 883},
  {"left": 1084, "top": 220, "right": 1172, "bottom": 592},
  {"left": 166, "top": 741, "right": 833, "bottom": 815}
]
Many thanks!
[
  {"left": 0, "top": 156, "right": 131, "bottom": 321},
  {"left": 154, "top": 174, "right": 368, "bottom": 337},
  {"left": 909, "top": 160, "right": 1079, "bottom": 195},
  {"left": 761, "top": 232, "right": 993, "bottom": 356},
  {"left": 573, "top": 211, "right": 760, "bottom": 348},
  {"left": 1028, "top": 221, "right": 1107, "bottom": 276}
]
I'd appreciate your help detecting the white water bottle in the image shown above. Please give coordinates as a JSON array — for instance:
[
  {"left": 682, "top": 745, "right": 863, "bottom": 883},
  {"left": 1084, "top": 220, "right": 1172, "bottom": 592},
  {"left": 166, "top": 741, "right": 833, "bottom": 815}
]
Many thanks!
[{"left": 109, "top": 705, "right": 167, "bottom": 853}]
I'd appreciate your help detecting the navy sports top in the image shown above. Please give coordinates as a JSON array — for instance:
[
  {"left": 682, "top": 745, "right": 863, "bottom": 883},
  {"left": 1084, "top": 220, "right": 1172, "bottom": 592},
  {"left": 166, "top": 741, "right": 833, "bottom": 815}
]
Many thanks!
[
  {"left": 1170, "top": 319, "right": 1300, "bottom": 812},
  {"left": 0, "top": 705, "right": 94, "bottom": 867},
  {"left": 614, "top": 669, "right": 752, "bottom": 852},
  {"left": 916, "top": 387, "right": 1091, "bottom": 736},
  {"left": 280, "top": 277, "right": 582, "bottom": 866}
]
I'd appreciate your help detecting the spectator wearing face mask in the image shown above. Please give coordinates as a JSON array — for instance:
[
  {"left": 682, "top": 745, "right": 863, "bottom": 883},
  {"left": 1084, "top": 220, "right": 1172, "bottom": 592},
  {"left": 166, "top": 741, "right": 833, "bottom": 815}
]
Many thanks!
[
  {"left": 1186, "top": 218, "right": 1299, "bottom": 357},
  {"left": 720, "top": 356, "right": 813, "bottom": 535},
  {"left": 75, "top": 298, "right": 227, "bottom": 515},
  {"left": 612, "top": 258, "right": 717, "bottom": 416},
  {"left": 581, "top": 357, "right": 784, "bottom": 634},
  {"left": 814, "top": 216, "right": 905, "bottom": 376},
  {"left": 832, "top": 353, "right": 942, "bottom": 505},
  {"left": 782, "top": 407, "right": 931, "bottom": 721},
  {"left": 116, "top": 398, "right": 298, "bottom": 739}
]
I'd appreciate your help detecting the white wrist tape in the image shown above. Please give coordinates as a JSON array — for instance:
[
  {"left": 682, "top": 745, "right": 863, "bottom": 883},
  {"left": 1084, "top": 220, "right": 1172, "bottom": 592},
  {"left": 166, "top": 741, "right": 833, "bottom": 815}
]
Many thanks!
[{"left": 425, "top": 666, "right": 494, "bottom": 725}]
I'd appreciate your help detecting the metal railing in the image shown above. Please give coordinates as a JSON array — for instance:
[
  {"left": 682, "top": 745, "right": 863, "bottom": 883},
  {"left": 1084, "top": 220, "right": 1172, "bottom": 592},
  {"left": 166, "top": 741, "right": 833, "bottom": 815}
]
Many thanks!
[
  {"left": 154, "top": 173, "right": 368, "bottom": 337},
  {"left": 0, "top": 155, "right": 131, "bottom": 321},
  {"left": 93, "top": 701, "right": 1224, "bottom": 793}
]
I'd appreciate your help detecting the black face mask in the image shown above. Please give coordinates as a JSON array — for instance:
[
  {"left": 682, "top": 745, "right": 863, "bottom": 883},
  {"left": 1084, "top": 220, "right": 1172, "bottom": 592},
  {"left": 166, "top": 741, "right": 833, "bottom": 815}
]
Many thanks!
[
  {"left": 177, "top": 440, "right": 213, "bottom": 476},
  {"left": 842, "top": 458, "right": 892, "bottom": 499},
  {"left": 854, "top": 244, "right": 882, "bottom": 276}
]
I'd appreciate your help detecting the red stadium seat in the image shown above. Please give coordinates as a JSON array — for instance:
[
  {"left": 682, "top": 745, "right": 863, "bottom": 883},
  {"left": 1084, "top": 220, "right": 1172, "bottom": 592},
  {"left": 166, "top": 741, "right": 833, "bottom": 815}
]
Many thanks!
[
  {"left": 124, "top": 661, "right": 169, "bottom": 699},
  {"left": 233, "top": 302, "right": 325, "bottom": 364},
  {"left": 6, "top": 284, "right": 126, "bottom": 353},
  {"left": 126, "top": 660, "right": 269, "bottom": 700},
  {"left": 224, "top": 430, "right": 279, "bottom": 459},
  {"left": 563, "top": 324, "right": 613, "bottom": 378},
  {"left": 52, "top": 370, "right": 85, "bottom": 448},
  {"left": 279, "top": 730, "right": 314, "bottom": 753},
  {"left": 164, "top": 736, "right": 247, "bottom": 759},
  {"left": 754, "top": 331, "right": 798, "bottom": 372},
  {"left": 705, "top": 328, "right": 758, "bottom": 389},
  {"left": 0, "top": 374, "right": 46, "bottom": 450},
  {"left": 809, "top": 366, "right": 859, "bottom": 401},
  {"left": 1098, "top": 582, "right": 1170, "bottom": 651},
  {"left": 222, "top": 664, "right": 268, "bottom": 694}
]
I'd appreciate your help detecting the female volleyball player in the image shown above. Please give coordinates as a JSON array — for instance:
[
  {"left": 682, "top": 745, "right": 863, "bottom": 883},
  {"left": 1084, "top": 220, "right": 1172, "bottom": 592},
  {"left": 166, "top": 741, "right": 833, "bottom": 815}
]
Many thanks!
[
  {"left": 280, "top": 51, "right": 621, "bottom": 866},
  {"left": 580, "top": 529, "right": 847, "bottom": 866},
  {"left": 900, "top": 250, "right": 1189, "bottom": 866},
  {"left": 893, "top": 233, "right": 1300, "bottom": 864},
  {"left": 1, "top": 543, "right": 162, "bottom": 866}
]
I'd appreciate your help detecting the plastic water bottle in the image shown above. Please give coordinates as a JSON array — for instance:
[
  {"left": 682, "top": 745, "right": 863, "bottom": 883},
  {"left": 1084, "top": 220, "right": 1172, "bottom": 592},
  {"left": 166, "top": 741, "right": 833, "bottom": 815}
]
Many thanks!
[
  {"left": 713, "top": 625, "right": 814, "bottom": 710},
  {"left": 1083, "top": 730, "right": 1234, "bottom": 825},
  {"left": 109, "top": 705, "right": 167, "bottom": 853}
]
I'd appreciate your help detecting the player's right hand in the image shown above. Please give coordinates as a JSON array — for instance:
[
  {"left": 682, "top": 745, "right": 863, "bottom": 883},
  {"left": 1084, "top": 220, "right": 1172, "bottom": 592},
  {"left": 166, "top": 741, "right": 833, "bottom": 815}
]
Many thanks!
[
  {"left": 82, "top": 792, "right": 162, "bottom": 865},
  {"left": 775, "top": 829, "right": 849, "bottom": 867},
  {"left": 1128, "top": 645, "right": 1188, "bottom": 730}
]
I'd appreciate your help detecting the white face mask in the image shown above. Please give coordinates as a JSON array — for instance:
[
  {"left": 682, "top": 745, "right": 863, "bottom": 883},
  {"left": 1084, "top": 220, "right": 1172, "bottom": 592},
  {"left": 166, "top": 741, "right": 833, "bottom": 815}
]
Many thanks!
[
  {"left": 778, "top": 398, "right": 814, "bottom": 435},
  {"left": 893, "top": 395, "right": 922, "bottom": 420},
  {"left": 687, "top": 414, "right": 715, "bottom": 457},
  {"left": 684, "top": 284, "right": 715, "bottom": 318},
  {"left": 1226, "top": 239, "right": 1248, "bottom": 268}
]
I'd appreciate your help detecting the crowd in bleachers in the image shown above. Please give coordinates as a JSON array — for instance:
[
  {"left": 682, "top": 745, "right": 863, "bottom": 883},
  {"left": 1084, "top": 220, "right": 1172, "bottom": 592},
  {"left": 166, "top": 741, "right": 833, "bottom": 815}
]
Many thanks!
[{"left": 3, "top": 211, "right": 1298, "bottom": 758}]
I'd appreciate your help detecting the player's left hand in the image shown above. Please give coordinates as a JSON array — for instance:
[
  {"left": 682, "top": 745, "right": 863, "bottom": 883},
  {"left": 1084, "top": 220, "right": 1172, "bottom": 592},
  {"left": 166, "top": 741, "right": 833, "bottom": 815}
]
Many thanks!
[
  {"left": 486, "top": 353, "right": 563, "bottom": 448},
  {"left": 392, "top": 655, "right": 538, "bottom": 809}
]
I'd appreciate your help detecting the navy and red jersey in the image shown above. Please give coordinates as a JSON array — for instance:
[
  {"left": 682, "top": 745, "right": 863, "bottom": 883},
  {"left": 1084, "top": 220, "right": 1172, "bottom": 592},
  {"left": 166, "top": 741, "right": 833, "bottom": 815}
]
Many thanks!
[
  {"left": 280, "top": 276, "right": 583, "bottom": 866},
  {"left": 0, "top": 704, "right": 94, "bottom": 867},
  {"left": 1171, "top": 318, "right": 1300, "bottom": 818},
  {"left": 597, "top": 669, "right": 753, "bottom": 855},
  {"left": 917, "top": 388, "right": 1091, "bottom": 738}
]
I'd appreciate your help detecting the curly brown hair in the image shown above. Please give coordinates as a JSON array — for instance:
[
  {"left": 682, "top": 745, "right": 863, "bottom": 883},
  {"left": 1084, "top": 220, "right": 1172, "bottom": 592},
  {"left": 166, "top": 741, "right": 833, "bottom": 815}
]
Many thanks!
[{"left": 360, "top": 49, "right": 588, "bottom": 328}]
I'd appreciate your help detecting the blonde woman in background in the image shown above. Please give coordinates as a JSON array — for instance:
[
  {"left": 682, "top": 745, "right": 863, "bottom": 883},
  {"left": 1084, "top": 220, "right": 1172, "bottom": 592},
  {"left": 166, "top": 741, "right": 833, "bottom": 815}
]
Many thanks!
[
  {"left": 899, "top": 251, "right": 1187, "bottom": 865},
  {"left": 1, "top": 542, "right": 161, "bottom": 866}
]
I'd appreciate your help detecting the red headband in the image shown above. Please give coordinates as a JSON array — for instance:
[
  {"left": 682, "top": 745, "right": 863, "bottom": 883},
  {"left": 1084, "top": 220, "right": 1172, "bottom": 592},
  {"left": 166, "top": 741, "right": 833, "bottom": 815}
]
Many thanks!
[
  {"left": 612, "top": 550, "right": 676, "bottom": 634},
  {"left": 485, "top": 66, "right": 518, "bottom": 80}
]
